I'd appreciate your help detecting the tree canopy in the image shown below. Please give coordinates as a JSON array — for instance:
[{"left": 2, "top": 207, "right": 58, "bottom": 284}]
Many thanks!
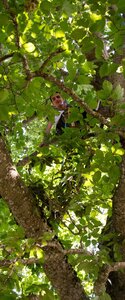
[{"left": 1, "top": 1, "right": 125, "bottom": 299}]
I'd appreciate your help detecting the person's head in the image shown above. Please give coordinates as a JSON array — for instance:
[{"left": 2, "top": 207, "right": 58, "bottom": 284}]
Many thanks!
[{"left": 50, "top": 92, "right": 67, "bottom": 110}]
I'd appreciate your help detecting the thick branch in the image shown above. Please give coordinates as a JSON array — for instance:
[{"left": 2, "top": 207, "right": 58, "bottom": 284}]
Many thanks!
[
  {"left": 94, "top": 261, "right": 125, "bottom": 296},
  {"left": 0, "top": 137, "right": 47, "bottom": 237},
  {"left": 112, "top": 154, "right": 125, "bottom": 238},
  {"left": 43, "top": 244, "right": 89, "bottom": 300},
  {"left": 94, "top": 264, "right": 112, "bottom": 296},
  {"left": 112, "top": 262, "right": 125, "bottom": 271}
]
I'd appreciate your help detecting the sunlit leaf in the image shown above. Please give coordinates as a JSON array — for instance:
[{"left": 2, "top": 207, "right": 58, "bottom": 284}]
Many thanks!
[
  {"left": 23, "top": 42, "right": 35, "bottom": 52},
  {"left": 55, "top": 30, "right": 65, "bottom": 38},
  {"left": 90, "top": 13, "right": 102, "bottom": 22}
]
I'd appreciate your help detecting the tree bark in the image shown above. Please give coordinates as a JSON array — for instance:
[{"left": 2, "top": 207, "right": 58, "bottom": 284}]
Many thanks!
[
  {"left": 0, "top": 137, "right": 47, "bottom": 237},
  {"left": 106, "top": 44, "right": 125, "bottom": 298},
  {"left": 113, "top": 155, "right": 125, "bottom": 239},
  {"left": 106, "top": 154, "right": 125, "bottom": 300}
]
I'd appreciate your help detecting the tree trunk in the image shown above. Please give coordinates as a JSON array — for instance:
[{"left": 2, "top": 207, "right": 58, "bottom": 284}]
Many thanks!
[{"left": 106, "top": 44, "right": 125, "bottom": 298}]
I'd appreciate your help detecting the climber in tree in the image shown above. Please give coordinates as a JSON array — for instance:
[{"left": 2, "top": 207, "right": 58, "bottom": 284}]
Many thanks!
[
  {"left": 45, "top": 92, "right": 102, "bottom": 136},
  {"left": 46, "top": 92, "right": 69, "bottom": 135}
]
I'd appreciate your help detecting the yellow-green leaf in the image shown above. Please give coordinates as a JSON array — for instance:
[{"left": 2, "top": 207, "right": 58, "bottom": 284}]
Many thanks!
[
  {"left": 90, "top": 13, "right": 102, "bottom": 22},
  {"left": 55, "top": 30, "right": 65, "bottom": 38},
  {"left": 23, "top": 42, "right": 35, "bottom": 52}
]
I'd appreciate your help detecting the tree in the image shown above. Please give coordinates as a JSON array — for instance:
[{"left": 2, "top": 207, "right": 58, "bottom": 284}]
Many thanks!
[{"left": 0, "top": 0, "right": 125, "bottom": 299}]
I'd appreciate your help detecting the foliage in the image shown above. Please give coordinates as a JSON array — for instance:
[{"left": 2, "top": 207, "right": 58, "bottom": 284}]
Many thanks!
[{"left": 0, "top": 0, "right": 125, "bottom": 299}]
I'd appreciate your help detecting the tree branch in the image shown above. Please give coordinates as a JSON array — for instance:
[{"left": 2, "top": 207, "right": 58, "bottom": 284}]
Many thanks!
[
  {"left": 94, "top": 264, "right": 112, "bottom": 296},
  {"left": 2, "top": 0, "right": 20, "bottom": 49},
  {"left": 0, "top": 52, "right": 15, "bottom": 63},
  {"left": 112, "top": 262, "right": 125, "bottom": 271},
  {"left": 39, "top": 47, "right": 65, "bottom": 71},
  {"left": 94, "top": 261, "right": 125, "bottom": 296},
  {"left": 2, "top": 0, "right": 31, "bottom": 78},
  {"left": 0, "top": 244, "right": 93, "bottom": 268},
  {"left": 112, "top": 154, "right": 125, "bottom": 238},
  {"left": 0, "top": 137, "right": 47, "bottom": 237},
  {"left": 22, "top": 112, "right": 37, "bottom": 125},
  {"left": 0, "top": 257, "right": 40, "bottom": 267}
]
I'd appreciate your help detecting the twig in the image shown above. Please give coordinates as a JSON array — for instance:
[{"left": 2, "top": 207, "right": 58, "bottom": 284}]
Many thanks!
[
  {"left": 2, "top": 0, "right": 31, "bottom": 78},
  {"left": 0, "top": 257, "right": 40, "bottom": 267},
  {"left": 2, "top": 0, "right": 20, "bottom": 49},
  {"left": 39, "top": 48, "right": 65, "bottom": 71},
  {"left": 17, "top": 137, "right": 58, "bottom": 167},
  {"left": 17, "top": 151, "right": 38, "bottom": 167},
  {"left": 67, "top": 211, "right": 83, "bottom": 234},
  {"left": 61, "top": 220, "right": 79, "bottom": 236},
  {"left": 36, "top": 242, "right": 93, "bottom": 256},
  {"left": 63, "top": 248, "right": 93, "bottom": 256},
  {"left": 22, "top": 112, "right": 37, "bottom": 125},
  {"left": 20, "top": 53, "right": 31, "bottom": 79},
  {"left": 0, "top": 53, "right": 15, "bottom": 63}
]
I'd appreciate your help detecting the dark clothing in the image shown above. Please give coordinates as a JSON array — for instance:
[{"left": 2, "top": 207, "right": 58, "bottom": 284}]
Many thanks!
[
  {"left": 55, "top": 107, "right": 86, "bottom": 135},
  {"left": 56, "top": 112, "right": 66, "bottom": 135},
  {"left": 55, "top": 105, "right": 69, "bottom": 135}
]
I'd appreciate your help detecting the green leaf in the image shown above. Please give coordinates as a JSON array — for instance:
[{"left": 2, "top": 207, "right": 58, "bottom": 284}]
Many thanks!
[
  {"left": 23, "top": 42, "right": 35, "bottom": 52},
  {"left": 0, "top": 89, "right": 9, "bottom": 103},
  {"left": 67, "top": 60, "right": 76, "bottom": 79},
  {"left": 117, "top": 0, "right": 125, "bottom": 11},
  {"left": 102, "top": 80, "right": 113, "bottom": 95},
  {"left": 0, "top": 294, "right": 16, "bottom": 300},
  {"left": 62, "top": 0, "right": 74, "bottom": 16},
  {"left": 71, "top": 28, "right": 85, "bottom": 40},
  {"left": 90, "top": 13, "right": 102, "bottom": 22},
  {"left": 109, "top": 165, "right": 120, "bottom": 183},
  {"left": 0, "top": 105, "right": 10, "bottom": 120},
  {"left": 93, "top": 171, "right": 101, "bottom": 183},
  {"left": 99, "top": 62, "right": 117, "bottom": 77},
  {"left": 55, "top": 30, "right": 65, "bottom": 38},
  {"left": 111, "top": 84, "right": 124, "bottom": 100},
  {"left": 113, "top": 33, "right": 123, "bottom": 49},
  {"left": 40, "top": 0, "right": 52, "bottom": 13},
  {"left": 99, "top": 292, "right": 111, "bottom": 300},
  {"left": 0, "top": 13, "right": 9, "bottom": 26}
]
